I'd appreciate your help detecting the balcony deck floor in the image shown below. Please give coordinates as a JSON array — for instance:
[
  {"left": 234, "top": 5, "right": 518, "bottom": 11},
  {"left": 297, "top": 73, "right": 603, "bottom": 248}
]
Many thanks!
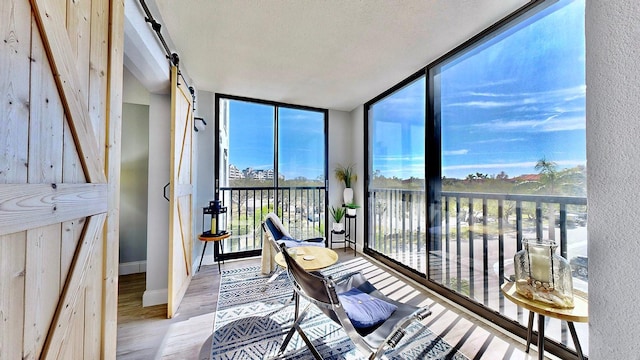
[{"left": 116, "top": 250, "right": 560, "bottom": 360}]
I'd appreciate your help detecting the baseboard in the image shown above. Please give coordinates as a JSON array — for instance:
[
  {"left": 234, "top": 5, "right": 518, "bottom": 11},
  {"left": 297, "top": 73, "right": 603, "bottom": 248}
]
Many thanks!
[
  {"left": 119, "top": 260, "right": 147, "bottom": 275},
  {"left": 143, "top": 288, "right": 168, "bottom": 307}
]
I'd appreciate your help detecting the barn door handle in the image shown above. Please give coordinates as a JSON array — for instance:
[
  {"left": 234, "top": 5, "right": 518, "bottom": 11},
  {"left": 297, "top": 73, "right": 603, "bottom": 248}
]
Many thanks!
[{"left": 163, "top": 182, "right": 170, "bottom": 201}]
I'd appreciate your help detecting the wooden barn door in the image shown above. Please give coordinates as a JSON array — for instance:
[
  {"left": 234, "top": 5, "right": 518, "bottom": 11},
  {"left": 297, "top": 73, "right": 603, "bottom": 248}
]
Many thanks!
[
  {"left": 167, "top": 65, "right": 194, "bottom": 318},
  {"left": 0, "top": 0, "right": 123, "bottom": 359}
]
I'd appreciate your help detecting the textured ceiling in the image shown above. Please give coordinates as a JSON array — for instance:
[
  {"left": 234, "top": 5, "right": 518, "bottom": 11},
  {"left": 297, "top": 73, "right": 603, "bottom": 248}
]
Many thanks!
[{"left": 152, "top": 0, "right": 528, "bottom": 111}]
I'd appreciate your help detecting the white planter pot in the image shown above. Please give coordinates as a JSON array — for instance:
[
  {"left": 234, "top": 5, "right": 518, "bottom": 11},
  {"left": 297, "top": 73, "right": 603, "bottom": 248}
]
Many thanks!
[
  {"left": 343, "top": 188, "right": 353, "bottom": 204},
  {"left": 332, "top": 222, "right": 344, "bottom": 232},
  {"left": 346, "top": 208, "right": 356, "bottom": 216}
]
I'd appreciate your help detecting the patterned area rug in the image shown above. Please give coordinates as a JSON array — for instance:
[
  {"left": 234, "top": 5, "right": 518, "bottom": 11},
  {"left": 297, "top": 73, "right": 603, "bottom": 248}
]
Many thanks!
[{"left": 211, "top": 261, "right": 468, "bottom": 360}]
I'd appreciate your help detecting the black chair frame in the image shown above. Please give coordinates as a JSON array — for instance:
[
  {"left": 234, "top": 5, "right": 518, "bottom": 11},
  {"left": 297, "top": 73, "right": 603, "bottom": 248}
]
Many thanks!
[{"left": 276, "top": 242, "right": 432, "bottom": 360}]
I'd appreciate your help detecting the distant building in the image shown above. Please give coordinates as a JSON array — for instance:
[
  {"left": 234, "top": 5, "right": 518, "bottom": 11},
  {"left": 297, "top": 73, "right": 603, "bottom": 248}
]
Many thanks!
[
  {"left": 229, "top": 164, "right": 244, "bottom": 179},
  {"left": 239, "top": 167, "right": 275, "bottom": 181},
  {"left": 253, "top": 170, "right": 266, "bottom": 180},
  {"left": 242, "top": 167, "right": 253, "bottom": 179}
]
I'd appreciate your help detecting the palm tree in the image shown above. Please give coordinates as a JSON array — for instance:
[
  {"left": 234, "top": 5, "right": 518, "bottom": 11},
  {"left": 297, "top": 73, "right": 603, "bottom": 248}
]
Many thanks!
[
  {"left": 529, "top": 157, "right": 586, "bottom": 240},
  {"left": 529, "top": 157, "right": 585, "bottom": 196},
  {"left": 535, "top": 158, "right": 559, "bottom": 194}
]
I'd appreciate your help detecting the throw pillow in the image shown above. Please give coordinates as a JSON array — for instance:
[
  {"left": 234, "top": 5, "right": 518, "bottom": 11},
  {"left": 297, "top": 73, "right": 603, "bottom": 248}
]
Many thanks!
[{"left": 338, "top": 287, "right": 398, "bottom": 328}]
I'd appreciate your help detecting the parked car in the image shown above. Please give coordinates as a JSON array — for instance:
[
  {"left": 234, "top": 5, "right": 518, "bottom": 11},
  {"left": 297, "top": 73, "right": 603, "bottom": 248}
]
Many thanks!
[
  {"left": 555, "top": 212, "right": 587, "bottom": 228},
  {"left": 570, "top": 256, "right": 588, "bottom": 280}
]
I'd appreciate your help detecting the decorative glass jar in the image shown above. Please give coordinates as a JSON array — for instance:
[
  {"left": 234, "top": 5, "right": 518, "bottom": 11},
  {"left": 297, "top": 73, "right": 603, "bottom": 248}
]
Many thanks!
[{"left": 513, "top": 239, "right": 574, "bottom": 308}]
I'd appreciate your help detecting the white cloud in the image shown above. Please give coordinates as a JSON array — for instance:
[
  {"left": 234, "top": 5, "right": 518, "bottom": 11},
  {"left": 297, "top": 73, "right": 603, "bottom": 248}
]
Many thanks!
[
  {"left": 447, "top": 85, "right": 586, "bottom": 111},
  {"left": 376, "top": 154, "right": 425, "bottom": 162},
  {"left": 473, "top": 137, "right": 525, "bottom": 144},
  {"left": 443, "top": 161, "right": 536, "bottom": 171},
  {"left": 484, "top": 115, "right": 586, "bottom": 132},
  {"left": 443, "top": 149, "right": 469, "bottom": 155}
]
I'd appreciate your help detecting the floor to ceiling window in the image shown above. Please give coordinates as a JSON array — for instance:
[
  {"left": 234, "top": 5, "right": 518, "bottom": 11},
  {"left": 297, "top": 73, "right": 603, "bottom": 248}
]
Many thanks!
[
  {"left": 366, "top": 75, "right": 426, "bottom": 273},
  {"left": 216, "top": 95, "right": 327, "bottom": 258},
  {"left": 366, "top": 0, "right": 586, "bottom": 357}
]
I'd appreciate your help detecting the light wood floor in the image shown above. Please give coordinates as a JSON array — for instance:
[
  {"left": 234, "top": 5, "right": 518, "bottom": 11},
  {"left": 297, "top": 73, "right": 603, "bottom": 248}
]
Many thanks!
[{"left": 117, "top": 251, "right": 552, "bottom": 360}]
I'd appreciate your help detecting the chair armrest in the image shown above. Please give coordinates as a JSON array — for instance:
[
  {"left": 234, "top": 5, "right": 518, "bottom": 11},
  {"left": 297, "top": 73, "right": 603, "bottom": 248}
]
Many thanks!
[
  {"left": 386, "top": 328, "right": 407, "bottom": 348},
  {"left": 303, "top": 237, "right": 325, "bottom": 243},
  {"left": 414, "top": 306, "right": 432, "bottom": 321},
  {"left": 384, "top": 305, "right": 432, "bottom": 348}
]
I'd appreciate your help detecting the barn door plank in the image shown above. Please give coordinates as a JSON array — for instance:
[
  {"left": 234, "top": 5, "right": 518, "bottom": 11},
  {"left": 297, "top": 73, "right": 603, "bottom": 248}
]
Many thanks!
[
  {"left": 29, "top": 12, "right": 64, "bottom": 184},
  {"left": 66, "top": 0, "right": 91, "bottom": 108},
  {"left": 102, "top": 0, "right": 125, "bottom": 353},
  {"left": 88, "top": 0, "right": 109, "bottom": 163},
  {"left": 29, "top": 0, "right": 105, "bottom": 183},
  {"left": 0, "top": 1, "right": 31, "bottom": 357},
  {"left": 84, "top": 234, "right": 103, "bottom": 359},
  {"left": 168, "top": 65, "right": 194, "bottom": 318},
  {"left": 60, "top": 218, "right": 85, "bottom": 289},
  {"left": 41, "top": 213, "right": 106, "bottom": 360},
  {"left": 0, "top": 0, "right": 31, "bottom": 184},
  {"left": 23, "top": 224, "right": 62, "bottom": 360},
  {"left": 0, "top": 232, "right": 27, "bottom": 360},
  {"left": 0, "top": 183, "right": 108, "bottom": 236}
]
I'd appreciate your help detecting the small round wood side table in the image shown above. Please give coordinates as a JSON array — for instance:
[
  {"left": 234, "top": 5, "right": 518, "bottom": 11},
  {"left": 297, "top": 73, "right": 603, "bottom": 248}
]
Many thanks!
[
  {"left": 274, "top": 246, "right": 339, "bottom": 271},
  {"left": 197, "top": 232, "right": 230, "bottom": 273},
  {"left": 501, "top": 281, "right": 588, "bottom": 360}
]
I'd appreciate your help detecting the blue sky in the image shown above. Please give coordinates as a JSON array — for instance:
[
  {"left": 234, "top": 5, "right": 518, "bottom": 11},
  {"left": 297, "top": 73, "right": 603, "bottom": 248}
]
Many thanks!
[
  {"left": 227, "top": 102, "right": 325, "bottom": 180},
  {"left": 372, "top": 0, "right": 585, "bottom": 180},
  {"left": 229, "top": 0, "right": 585, "bottom": 182}
]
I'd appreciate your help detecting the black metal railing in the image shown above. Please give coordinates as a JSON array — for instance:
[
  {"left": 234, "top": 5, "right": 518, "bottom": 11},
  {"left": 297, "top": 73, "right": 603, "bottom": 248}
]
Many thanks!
[
  {"left": 214, "top": 184, "right": 588, "bottom": 355},
  {"left": 367, "top": 188, "right": 588, "bottom": 355},
  {"left": 218, "top": 186, "right": 326, "bottom": 255}
]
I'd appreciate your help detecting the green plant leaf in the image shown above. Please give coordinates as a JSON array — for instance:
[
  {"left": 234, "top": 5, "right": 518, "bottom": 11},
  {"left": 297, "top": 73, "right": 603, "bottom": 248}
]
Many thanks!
[
  {"left": 329, "top": 205, "right": 345, "bottom": 222},
  {"left": 334, "top": 164, "right": 357, "bottom": 188}
]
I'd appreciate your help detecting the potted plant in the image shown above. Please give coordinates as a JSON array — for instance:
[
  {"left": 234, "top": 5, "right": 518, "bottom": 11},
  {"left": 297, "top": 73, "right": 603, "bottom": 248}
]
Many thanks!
[
  {"left": 335, "top": 164, "right": 357, "bottom": 204},
  {"left": 329, "top": 206, "right": 345, "bottom": 232},
  {"left": 345, "top": 202, "right": 360, "bottom": 216}
]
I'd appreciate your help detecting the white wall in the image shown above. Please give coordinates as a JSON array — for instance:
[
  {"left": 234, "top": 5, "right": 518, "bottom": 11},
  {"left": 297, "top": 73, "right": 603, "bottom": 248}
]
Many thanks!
[
  {"left": 122, "top": 62, "right": 172, "bottom": 305},
  {"left": 328, "top": 109, "right": 367, "bottom": 251},
  {"left": 349, "top": 106, "right": 365, "bottom": 251},
  {"left": 123, "top": 66, "right": 151, "bottom": 106},
  {"left": 120, "top": 67, "right": 151, "bottom": 275},
  {"left": 193, "top": 90, "right": 216, "bottom": 268},
  {"left": 586, "top": 1, "right": 640, "bottom": 357},
  {"left": 120, "top": 103, "right": 150, "bottom": 265},
  {"left": 143, "top": 93, "right": 171, "bottom": 307},
  {"left": 328, "top": 109, "right": 353, "bottom": 207}
]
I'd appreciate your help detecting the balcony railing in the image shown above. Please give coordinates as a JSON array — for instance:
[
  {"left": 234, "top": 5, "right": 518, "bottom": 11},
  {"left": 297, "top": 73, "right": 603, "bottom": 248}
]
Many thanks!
[
  {"left": 218, "top": 186, "right": 326, "bottom": 255},
  {"left": 367, "top": 188, "right": 588, "bottom": 356},
  {"left": 214, "top": 185, "right": 588, "bottom": 356}
]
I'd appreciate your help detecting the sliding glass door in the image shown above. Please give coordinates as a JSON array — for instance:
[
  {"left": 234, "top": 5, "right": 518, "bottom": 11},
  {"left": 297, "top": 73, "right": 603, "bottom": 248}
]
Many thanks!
[
  {"left": 216, "top": 95, "right": 327, "bottom": 258},
  {"left": 277, "top": 107, "right": 327, "bottom": 239}
]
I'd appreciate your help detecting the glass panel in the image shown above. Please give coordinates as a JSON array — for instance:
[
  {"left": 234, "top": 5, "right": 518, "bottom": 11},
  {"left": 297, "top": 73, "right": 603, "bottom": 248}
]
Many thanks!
[
  {"left": 217, "top": 98, "right": 327, "bottom": 256},
  {"left": 224, "top": 100, "right": 275, "bottom": 188},
  {"left": 219, "top": 99, "right": 275, "bottom": 253},
  {"left": 431, "top": 0, "right": 587, "bottom": 353},
  {"left": 278, "top": 108, "right": 326, "bottom": 239},
  {"left": 368, "top": 76, "right": 426, "bottom": 273}
]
